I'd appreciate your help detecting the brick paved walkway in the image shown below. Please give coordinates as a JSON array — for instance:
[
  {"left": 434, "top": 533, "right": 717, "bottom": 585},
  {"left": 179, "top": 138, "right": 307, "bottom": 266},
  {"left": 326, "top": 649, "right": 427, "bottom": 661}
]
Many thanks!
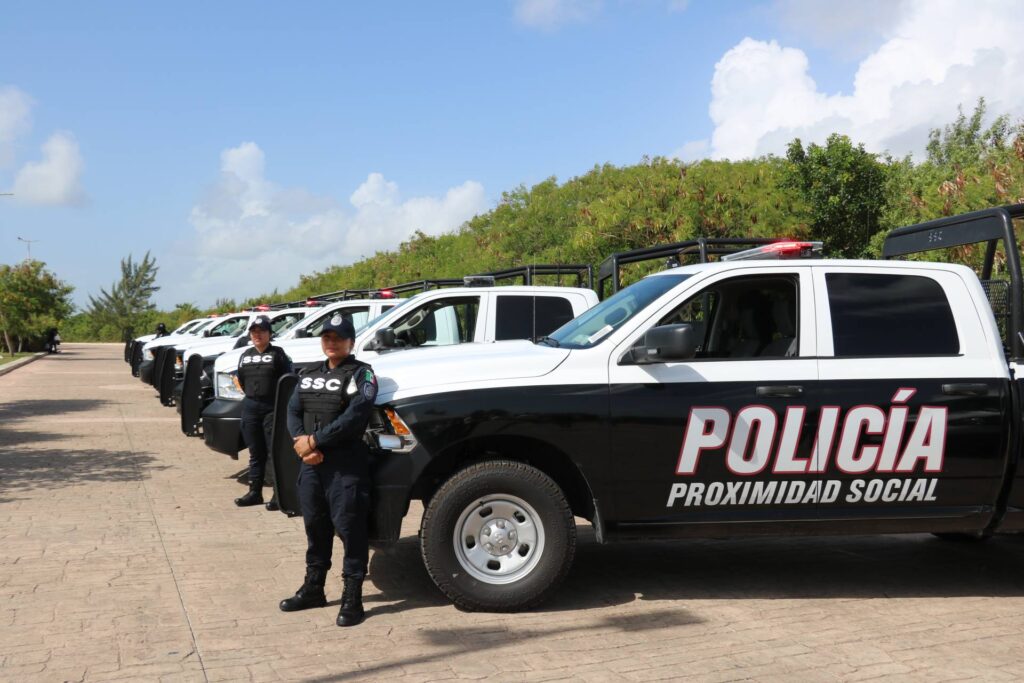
[{"left": 2, "top": 344, "right": 1024, "bottom": 682}]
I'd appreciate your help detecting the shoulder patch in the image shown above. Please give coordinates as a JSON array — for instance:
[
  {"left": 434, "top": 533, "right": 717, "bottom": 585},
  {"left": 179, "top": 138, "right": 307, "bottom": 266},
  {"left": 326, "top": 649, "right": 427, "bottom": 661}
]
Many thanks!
[{"left": 361, "top": 379, "right": 377, "bottom": 401}]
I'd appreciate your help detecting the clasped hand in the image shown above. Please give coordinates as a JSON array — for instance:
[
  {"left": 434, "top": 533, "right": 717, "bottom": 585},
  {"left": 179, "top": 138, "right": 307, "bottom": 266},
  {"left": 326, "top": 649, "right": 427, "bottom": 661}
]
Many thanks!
[{"left": 293, "top": 435, "right": 323, "bottom": 465}]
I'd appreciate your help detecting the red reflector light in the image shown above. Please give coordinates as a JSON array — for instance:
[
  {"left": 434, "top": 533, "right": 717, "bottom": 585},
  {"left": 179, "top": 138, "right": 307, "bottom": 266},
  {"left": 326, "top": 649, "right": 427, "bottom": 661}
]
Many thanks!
[
  {"left": 764, "top": 241, "right": 811, "bottom": 254},
  {"left": 378, "top": 289, "right": 395, "bottom": 299},
  {"left": 255, "top": 304, "right": 271, "bottom": 311}
]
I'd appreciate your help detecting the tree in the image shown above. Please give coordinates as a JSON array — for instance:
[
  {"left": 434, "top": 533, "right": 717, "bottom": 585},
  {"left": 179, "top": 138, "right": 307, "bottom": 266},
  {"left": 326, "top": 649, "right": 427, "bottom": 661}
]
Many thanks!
[
  {"left": 86, "top": 252, "right": 160, "bottom": 332},
  {"left": 785, "top": 134, "right": 888, "bottom": 258},
  {"left": 0, "top": 260, "right": 74, "bottom": 353},
  {"left": 926, "top": 98, "right": 1010, "bottom": 168}
]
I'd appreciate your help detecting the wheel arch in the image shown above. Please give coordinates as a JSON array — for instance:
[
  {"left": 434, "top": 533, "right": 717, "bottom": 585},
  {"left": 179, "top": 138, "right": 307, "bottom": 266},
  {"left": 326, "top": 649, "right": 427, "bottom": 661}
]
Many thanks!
[{"left": 411, "top": 435, "right": 598, "bottom": 523}]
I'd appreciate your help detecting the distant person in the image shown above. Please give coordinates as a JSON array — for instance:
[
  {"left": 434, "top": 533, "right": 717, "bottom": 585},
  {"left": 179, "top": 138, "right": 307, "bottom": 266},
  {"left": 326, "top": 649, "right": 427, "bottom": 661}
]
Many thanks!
[
  {"left": 234, "top": 315, "right": 293, "bottom": 511},
  {"left": 154, "top": 322, "right": 168, "bottom": 337},
  {"left": 44, "top": 327, "right": 60, "bottom": 354},
  {"left": 281, "top": 314, "right": 376, "bottom": 627}
]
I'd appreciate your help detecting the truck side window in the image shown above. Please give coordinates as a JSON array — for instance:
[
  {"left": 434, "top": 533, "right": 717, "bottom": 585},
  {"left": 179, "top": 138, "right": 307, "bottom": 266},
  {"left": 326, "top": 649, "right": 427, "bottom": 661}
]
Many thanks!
[
  {"left": 534, "top": 296, "right": 575, "bottom": 338},
  {"left": 826, "top": 273, "right": 959, "bottom": 357},
  {"left": 495, "top": 296, "right": 533, "bottom": 341},
  {"left": 495, "top": 296, "right": 575, "bottom": 341},
  {"left": 392, "top": 297, "right": 480, "bottom": 347},
  {"left": 654, "top": 275, "right": 799, "bottom": 359}
]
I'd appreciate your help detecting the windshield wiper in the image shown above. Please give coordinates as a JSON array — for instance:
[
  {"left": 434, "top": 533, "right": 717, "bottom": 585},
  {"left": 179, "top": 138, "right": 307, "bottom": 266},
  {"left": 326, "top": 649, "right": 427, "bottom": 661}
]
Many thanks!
[{"left": 537, "top": 336, "right": 561, "bottom": 347}]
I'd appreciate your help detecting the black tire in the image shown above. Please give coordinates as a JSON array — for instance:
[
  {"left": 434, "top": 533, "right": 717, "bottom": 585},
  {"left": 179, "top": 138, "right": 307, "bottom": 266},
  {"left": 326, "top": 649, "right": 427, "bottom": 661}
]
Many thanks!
[
  {"left": 932, "top": 532, "right": 990, "bottom": 542},
  {"left": 420, "top": 460, "right": 576, "bottom": 612}
]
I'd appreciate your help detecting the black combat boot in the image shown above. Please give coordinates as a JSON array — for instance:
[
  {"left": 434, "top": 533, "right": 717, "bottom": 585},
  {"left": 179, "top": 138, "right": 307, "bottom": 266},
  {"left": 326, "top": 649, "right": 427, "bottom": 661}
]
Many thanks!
[
  {"left": 279, "top": 569, "right": 327, "bottom": 612},
  {"left": 336, "top": 575, "right": 365, "bottom": 627},
  {"left": 234, "top": 481, "right": 264, "bottom": 507},
  {"left": 264, "top": 493, "right": 280, "bottom": 511}
]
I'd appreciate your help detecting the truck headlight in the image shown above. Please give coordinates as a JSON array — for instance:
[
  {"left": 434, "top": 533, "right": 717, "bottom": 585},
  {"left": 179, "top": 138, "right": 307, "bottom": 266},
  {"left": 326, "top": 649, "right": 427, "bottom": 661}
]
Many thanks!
[
  {"left": 215, "top": 371, "right": 244, "bottom": 400},
  {"left": 143, "top": 347, "right": 155, "bottom": 361},
  {"left": 377, "top": 407, "right": 416, "bottom": 452}
]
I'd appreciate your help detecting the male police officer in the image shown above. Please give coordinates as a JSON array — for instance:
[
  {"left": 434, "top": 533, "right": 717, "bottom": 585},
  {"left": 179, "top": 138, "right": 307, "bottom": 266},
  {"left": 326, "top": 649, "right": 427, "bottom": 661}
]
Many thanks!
[
  {"left": 234, "top": 315, "right": 293, "bottom": 509},
  {"left": 280, "top": 314, "right": 376, "bottom": 627}
]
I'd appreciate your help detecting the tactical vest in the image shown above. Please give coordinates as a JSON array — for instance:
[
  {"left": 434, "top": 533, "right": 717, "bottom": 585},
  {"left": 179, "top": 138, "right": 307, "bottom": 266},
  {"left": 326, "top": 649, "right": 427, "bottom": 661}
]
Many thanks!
[
  {"left": 297, "top": 358, "right": 368, "bottom": 434},
  {"left": 238, "top": 345, "right": 284, "bottom": 401}
]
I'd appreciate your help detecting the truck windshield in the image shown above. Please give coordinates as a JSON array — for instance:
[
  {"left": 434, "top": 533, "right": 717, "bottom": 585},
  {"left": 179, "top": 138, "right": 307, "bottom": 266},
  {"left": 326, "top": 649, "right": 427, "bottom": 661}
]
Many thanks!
[{"left": 544, "top": 274, "right": 690, "bottom": 349}]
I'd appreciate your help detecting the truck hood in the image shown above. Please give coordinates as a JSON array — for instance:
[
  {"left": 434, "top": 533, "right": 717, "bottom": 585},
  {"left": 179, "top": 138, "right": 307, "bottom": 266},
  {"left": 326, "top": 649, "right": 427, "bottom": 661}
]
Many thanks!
[
  {"left": 372, "top": 341, "right": 570, "bottom": 402},
  {"left": 142, "top": 332, "right": 206, "bottom": 351}
]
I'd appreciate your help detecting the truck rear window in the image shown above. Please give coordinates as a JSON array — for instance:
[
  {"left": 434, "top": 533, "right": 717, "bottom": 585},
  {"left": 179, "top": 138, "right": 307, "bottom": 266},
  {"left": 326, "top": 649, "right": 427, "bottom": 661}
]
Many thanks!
[
  {"left": 495, "top": 296, "right": 575, "bottom": 341},
  {"left": 826, "top": 273, "right": 959, "bottom": 357}
]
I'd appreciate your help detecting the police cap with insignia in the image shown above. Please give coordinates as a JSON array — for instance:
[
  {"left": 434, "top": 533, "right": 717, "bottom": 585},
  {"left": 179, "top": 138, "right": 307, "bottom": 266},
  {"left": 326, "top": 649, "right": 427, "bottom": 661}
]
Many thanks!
[
  {"left": 321, "top": 313, "right": 356, "bottom": 340},
  {"left": 248, "top": 315, "right": 272, "bottom": 332}
]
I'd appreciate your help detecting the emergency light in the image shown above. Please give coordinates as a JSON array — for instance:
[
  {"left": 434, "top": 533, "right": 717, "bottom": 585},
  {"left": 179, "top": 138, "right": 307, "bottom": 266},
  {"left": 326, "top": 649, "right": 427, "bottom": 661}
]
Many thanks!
[
  {"left": 721, "top": 240, "right": 823, "bottom": 262},
  {"left": 372, "top": 289, "right": 396, "bottom": 299}
]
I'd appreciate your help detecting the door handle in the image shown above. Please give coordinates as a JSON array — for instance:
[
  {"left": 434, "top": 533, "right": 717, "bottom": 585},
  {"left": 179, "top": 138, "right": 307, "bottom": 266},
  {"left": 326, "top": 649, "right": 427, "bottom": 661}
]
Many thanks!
[
  {"left": 941, "top": 383, "right": 989, "bottom": 396},
  {"left": 755, "top": 385, "right": 803, "bottom": 398}
]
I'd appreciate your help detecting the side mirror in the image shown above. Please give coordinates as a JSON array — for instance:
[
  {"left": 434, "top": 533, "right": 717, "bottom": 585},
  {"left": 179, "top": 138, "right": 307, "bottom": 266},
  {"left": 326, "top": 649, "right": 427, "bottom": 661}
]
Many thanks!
[
  {"left": 295, "top": 328, "right": 309, "bottom": 339},
  {"left": 640, "top": 324, "right": 696, "bottom": 363},
  {"left": 373, "top": 327, "right": 398, "bottom": 350},
  {"left": 203, "top": 330, "right": 211, "bottom": 337}
]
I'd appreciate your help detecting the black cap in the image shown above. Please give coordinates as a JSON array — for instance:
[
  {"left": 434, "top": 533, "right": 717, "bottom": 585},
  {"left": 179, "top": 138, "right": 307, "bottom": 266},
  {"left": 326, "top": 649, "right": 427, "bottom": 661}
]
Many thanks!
[
  {"left": 248, "top": 315, "right": 272, "bottom": 332},
  {"left": 320, "top": 313, "right": 356, "bottom": 339}
]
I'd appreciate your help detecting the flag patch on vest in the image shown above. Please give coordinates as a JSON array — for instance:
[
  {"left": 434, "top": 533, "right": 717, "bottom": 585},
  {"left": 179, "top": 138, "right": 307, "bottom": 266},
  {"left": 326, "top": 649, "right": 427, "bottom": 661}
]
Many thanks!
[{"left": 362, "top": 369, "right": 377, "bottom": 401}]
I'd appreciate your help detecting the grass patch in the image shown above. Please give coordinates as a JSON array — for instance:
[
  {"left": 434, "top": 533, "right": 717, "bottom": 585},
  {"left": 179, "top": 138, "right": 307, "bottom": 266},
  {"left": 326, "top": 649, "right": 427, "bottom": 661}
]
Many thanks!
[{"left": 0, "top": 352, "right": 36, "bottom": 367}]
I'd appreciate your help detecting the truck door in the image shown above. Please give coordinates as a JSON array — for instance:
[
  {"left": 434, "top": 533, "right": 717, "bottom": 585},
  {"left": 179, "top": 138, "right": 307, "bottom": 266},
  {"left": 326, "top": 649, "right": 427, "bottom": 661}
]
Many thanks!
[
  {"left": 489, "top": 294, "right": 577, "bottom": 342},
  {"left": 607, "top": 268, "right": 820, "bottom": 531},
  {"left": 811, "top": 266, "right": 1010, "bottom": 534}
]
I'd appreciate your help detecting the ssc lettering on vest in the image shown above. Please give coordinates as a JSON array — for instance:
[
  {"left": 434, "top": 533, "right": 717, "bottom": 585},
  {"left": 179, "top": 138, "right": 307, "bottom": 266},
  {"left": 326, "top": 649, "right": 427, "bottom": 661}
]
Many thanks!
[
  {"left": 299, "top": 377, "right": 343, "bottom": 391},
  {"left": 241, "top": 354, "right": 274, "bottom": 364},
  {"left": 676, "top": 387, "right": 947, "bottom": 476}
]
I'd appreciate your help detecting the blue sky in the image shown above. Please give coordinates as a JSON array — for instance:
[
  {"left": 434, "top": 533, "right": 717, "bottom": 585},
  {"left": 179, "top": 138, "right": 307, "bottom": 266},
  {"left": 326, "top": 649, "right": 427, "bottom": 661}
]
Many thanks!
[{"left": 0, "top": 1, "right": 1019, "bottom": 308}]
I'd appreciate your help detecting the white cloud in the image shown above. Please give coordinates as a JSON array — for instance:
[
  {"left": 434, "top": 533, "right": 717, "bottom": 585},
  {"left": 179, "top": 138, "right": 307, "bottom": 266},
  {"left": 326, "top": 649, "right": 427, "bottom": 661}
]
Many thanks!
[
  {"left": 514, "top": 0, "right": 601, "bottom": 30},
  {"left": 0, "top": 86, "right": 32, "bottom": 168},
  {"left": 704, "top": 0, "right": 1024, "bottom": 160},
  {"left": 172, "top": 142, "right": 488, "bottom": 306},
  {"left": 672, "top": 139, "right": 709, "bottom": 162},
  {"left": 11, "top": 131, "right": 86, "bottom": 205}
]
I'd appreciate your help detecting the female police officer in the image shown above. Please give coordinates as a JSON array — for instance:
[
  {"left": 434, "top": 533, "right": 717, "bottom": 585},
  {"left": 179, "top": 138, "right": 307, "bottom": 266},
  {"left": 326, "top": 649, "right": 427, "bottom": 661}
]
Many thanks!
[
  {"left": 234, "top": 314, "right": 293, "bottom": 509},
  {"left": 279, "top": 313, "right": 376, "bottom": 627}
]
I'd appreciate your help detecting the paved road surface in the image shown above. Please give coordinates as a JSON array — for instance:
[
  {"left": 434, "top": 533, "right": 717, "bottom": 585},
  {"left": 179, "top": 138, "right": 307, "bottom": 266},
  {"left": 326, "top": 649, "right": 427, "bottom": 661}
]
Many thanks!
[{"left": 2, "top": 344, "right": 1024, "bottom": 682}]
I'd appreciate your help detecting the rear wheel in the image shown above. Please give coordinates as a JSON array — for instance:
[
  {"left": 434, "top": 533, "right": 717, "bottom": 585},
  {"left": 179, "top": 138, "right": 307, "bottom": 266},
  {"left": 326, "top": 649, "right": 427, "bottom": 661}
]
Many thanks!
[{"left": 420, "top": 460, "right": 576, "bottom": 612}]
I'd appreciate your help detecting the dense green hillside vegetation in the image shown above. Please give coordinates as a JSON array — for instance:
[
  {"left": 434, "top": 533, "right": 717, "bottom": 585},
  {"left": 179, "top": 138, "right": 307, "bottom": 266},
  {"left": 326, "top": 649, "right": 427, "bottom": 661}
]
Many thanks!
[{"left": 63, "top": 102, "right": 1024, "bottom": 341}]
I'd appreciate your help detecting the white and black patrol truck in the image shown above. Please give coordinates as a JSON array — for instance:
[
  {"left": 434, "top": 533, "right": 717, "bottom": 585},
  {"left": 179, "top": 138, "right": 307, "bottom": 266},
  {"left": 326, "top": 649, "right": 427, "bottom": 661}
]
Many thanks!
[
  {"left": 127, "top": 318, "right": 209, "bottom": 377},
  {"left": 357, "top": 205, "right": 1024, "bottom": 612},
  {"left": 209, "top": 267, "right": 599, "bottom": 457}
]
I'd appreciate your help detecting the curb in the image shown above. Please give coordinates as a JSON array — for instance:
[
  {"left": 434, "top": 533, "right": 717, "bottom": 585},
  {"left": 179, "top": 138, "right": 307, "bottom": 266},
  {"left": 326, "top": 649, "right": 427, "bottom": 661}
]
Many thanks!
[{"left": 0, "top": 352, "right": 47, "bottom": 378}]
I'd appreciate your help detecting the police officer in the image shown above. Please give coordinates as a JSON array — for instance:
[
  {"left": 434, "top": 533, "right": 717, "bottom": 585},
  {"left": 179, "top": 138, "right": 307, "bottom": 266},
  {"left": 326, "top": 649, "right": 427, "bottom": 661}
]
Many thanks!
[
  {"left": 154, "top": 322, "right": 168, "bottom": 338},
  {"left": 280, "top": 314, "right": 376, "bottom": 627},
  {"left": 234, "top": 315, "right": 293, "bottom": 509}
]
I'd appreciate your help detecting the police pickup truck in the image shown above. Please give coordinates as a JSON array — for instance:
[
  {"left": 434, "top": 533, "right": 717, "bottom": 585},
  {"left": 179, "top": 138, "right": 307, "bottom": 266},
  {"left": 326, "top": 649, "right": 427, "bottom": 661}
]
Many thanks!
[
  {"left": 136, "top": 316, "right": 237, "bottom": 383},
  {"left": 359, "top": 205, "right": 1024, "bottom": 612}
]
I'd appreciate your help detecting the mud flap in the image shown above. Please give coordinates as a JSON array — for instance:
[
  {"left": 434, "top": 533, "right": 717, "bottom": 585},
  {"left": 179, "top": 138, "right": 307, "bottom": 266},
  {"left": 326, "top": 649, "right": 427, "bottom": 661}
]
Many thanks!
[
  {"left": 158, "top": 350, "right": 177, "bottom": 406},
  {"left": 130, "top": 342, "right": 143, "bottom": 377},
  {"left": 270, "top": 374, "right": 301, "bottom": 516},
  {"left": 180, "top": 355, "right": 205, "bottom": 436}
]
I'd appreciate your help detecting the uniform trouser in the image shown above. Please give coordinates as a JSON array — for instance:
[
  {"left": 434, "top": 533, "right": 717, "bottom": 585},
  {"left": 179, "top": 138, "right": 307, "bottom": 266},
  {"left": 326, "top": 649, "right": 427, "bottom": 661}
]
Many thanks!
[
  {"left": 240, "top": 400, "right": 275, "bottom": 486},
  {"left": 297, "top": 457, "right": 370, "bottom": 580}
]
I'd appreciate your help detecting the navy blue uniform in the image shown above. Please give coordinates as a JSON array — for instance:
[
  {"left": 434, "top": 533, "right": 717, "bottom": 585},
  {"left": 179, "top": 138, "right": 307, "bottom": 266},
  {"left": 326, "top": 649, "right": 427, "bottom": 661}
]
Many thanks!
[
  {"left": 286, "top": 356, "right": 377, "bottom": 580},
  {"left": 237, "top": 344, "right": 293, "bottom": 485}
]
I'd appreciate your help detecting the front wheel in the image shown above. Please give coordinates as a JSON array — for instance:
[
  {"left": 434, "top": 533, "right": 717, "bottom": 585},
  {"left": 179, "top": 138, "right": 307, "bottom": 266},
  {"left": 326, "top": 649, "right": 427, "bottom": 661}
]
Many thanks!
[{"left": 420, "top": 460, "right": 576, "bottom": 612}]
